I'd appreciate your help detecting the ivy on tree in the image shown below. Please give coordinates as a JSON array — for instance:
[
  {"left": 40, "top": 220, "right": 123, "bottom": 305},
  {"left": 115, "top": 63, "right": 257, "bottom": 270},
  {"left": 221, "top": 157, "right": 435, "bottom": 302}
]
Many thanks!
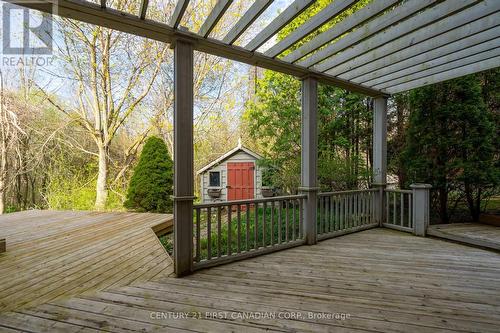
[{"left": 125, "top": 136, "right": 174, "bottom": 213}]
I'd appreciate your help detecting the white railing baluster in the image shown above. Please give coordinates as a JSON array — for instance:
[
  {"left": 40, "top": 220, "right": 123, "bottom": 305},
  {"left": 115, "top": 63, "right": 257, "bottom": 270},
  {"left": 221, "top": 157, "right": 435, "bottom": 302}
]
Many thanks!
[
  {"left": 382, "top": 189, "right": 414, "bottom": 233},
  {"left": 246, "top": 203, "right": 250, "bottom": 251},
  {"left": 254, "top": 202, "right": 258, "bottom": 249},
  {"left": 195, "top": 207, "right": 201, "bottom": 262},
  {"left": 227, "top": 206, "right": 232, "bottom": 256},
  {"left": 207, "top": 207, "right": 212, "bottom": 260},
  {"left": 217, "top": 206, "right": 221, "bottom": 258},
  {"left": 236, "top": 204, "right": 241, "bottom": 253}
]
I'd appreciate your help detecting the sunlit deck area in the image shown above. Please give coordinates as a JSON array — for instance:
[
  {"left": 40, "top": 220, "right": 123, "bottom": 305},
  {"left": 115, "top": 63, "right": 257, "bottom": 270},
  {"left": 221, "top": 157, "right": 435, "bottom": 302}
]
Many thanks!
[
  {"left": 1, "top": 217, "right": 499, "bottom": 332},
  {"left": 0, "top": 210, "right": 173, "bottom": 312}
]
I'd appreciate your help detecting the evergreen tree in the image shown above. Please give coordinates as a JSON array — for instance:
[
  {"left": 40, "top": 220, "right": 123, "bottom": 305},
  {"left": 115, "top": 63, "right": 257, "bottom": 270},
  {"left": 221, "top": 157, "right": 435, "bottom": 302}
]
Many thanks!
[
  {"left": 403, "top": 74, "right": 498, "bottom": 222},
  {"left": 124, "top": 136, "right": 174, "bottom": 213}
]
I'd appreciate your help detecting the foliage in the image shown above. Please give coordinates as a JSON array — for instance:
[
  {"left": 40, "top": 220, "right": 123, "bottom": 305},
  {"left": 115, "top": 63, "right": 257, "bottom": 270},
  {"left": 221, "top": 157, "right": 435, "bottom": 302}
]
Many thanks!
[
  {"left": 197, "top": 205, "right": 301, "bottom": 260},
  {"left": 243, "top": 1, "right": 374, "bottom": 193},
  {"left": 124, "top": 136, "right": 174, "bottom": 213},
  {"left": 402, "top": 73, "right": 499, "bottom": 222},
  {"left": 244, "top": 73, "right": 373, "bottom": 193}
]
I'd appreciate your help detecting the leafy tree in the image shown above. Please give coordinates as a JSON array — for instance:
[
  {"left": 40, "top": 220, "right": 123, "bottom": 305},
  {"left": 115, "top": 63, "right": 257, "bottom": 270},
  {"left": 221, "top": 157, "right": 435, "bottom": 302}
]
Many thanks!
[
  {"left": 125, "top": 136, "right": 173, "bottom": 213},
  {"left": 243, "top": 0, "right": 373, "bottom": 193},
  {"left": 403, "top": 74, "right": 498, "bottom": 222}
]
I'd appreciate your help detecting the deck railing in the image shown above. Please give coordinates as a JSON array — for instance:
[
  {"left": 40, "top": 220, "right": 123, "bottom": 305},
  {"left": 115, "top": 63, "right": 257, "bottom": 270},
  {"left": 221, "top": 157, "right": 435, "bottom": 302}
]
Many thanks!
[
  {"left": 317, "top": 189, "right": 379, "bottom": 240},
  {"left": 383, "top": 189, "right": 414, "bottom": 233},
  {"left": 192, "top": 194, "right": 306, "bottom": 270}
]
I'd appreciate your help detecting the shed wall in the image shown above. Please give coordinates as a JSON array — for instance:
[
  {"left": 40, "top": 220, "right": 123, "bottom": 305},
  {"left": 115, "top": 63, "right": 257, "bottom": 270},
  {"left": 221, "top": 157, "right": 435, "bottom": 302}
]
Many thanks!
[{"left": 199, "top": 151, "right": 263, "bottom": 203}]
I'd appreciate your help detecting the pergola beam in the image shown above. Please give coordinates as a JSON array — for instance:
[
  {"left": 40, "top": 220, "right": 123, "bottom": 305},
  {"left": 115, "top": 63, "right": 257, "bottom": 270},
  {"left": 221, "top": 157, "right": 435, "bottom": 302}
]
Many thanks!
[
  {"left": 366, "top": 38, "right": 500, "bottom": 88},
  {"left": 264, "top": 0, "right": 358, "bottom": 58},
  {"left": 170, "top": 0, "right": 190, "bottom": 28},
  {"left": 283, "top": 0, "right": 399, "bottom": 63},
  {"left": 377, "top": 48, "right": 500, "bottom": 90},
  {"left": 10, "top": 0, "right": 383, "bottom": 96},
  {"left": 325, "top": 0, "right": 498, "bottom": 76},
  {"left": 198, "top": 0, "right": 233, "bottom": 38},
  {"left": 244, "top": 0, "right": 315, "bottom": 52},
  {"left": 386, "top": 56, "right": 500, "bottom": 94},
  {"left": 222, "top": 0, "right": 273, "bottom": 45},
  {"left": 346, "top": 26, "right": 500, "bottom": 83},
  {"left": 138, "top": 0, "right": 149, "bottom": 20},
  {"left": 298, "top": 0, "right": 436, "bottom": 68}
]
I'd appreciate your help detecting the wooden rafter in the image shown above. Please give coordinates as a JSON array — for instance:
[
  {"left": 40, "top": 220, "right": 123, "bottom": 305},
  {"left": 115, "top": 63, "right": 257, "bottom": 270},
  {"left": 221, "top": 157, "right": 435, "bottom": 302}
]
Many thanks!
[
  {"left": 386, "top": 56, "right": 500, "bottom": 94},
  {"left": 244, "top": 0, "right": 315, "bottom": 52},
  {"left": 138, "top": 0, "right": 149, "bottom": 20},
  {"left": 4, "top": 0, "right": 500, "bottom": 96},
  {"left": 264, "top": 0, "right": 358, "bottom": 58},
  {"left": 297, "top": 0, "right": 438, "bottom": 68},
  {"left": 198, "top": 0, "right": 233, "bottom": 38},
  {"left": 282, "top": 0, "right": 400, "bottom": 63},
  {"left": 222, "top": 0, "right": 273, "bottom": 45},
  {"left": 325, "top": 1, "right": 499, "bottom": 76},
  {"left": 361, "top": 34, "right": 500, "bottom": 87},
  {"left": 170, "top": 0, "right": 190, "bottom": 28}
]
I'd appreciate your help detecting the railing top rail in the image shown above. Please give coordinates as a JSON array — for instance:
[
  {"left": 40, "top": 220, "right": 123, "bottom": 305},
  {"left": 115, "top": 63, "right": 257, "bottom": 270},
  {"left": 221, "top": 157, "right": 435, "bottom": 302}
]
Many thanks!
[
  {"left": 384, "top": 189, "right": 412, "bottom": 194},
  {"left": 193, "top": 194, "right": 307, "bottom": 209},
  {"left": 318, "top": 188, "right": 378, "bottom": 196}
]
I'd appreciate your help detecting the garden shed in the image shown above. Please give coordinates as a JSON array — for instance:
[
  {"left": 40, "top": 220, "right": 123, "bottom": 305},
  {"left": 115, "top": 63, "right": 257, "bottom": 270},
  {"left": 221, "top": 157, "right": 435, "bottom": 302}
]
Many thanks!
[{"left": 197, "top": 141, "right": 266, "bottom": 203}]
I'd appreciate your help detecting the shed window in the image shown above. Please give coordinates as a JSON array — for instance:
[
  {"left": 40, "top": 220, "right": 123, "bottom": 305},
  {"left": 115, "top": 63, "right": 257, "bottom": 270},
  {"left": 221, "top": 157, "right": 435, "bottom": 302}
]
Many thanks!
[{"left": 209, "top": 171, "right": 220, "bottom": 187}]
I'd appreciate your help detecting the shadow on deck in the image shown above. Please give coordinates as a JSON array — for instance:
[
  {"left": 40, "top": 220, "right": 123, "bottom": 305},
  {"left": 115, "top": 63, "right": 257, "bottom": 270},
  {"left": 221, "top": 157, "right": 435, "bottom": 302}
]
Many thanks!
[{"left": 1, "top": 215, "right": 499, "bottom": 332}]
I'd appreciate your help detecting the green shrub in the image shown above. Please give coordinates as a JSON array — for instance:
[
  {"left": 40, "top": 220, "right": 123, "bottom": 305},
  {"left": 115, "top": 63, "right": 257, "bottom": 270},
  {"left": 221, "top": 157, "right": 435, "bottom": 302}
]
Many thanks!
[{"left": 124, "top": 136, "right": 174, "bottom": 213}]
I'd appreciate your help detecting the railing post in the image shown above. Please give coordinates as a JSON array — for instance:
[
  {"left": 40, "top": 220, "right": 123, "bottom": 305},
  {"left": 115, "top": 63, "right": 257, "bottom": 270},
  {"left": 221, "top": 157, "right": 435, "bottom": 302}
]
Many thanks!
[
  {"left": 411, "top": 184, "right": 432, "bottom": 236},
  {"left": 372, "top": 183, "right": 386, "bottom": 226},
  {"left": 372, "top": 96, "right": 388, "bottom": 226},
  {"left": 300, "top": 75, "right": 318, "bottom": 245},
  {"left": 173, "top": 38, "right": 195, "bottom": 277}
]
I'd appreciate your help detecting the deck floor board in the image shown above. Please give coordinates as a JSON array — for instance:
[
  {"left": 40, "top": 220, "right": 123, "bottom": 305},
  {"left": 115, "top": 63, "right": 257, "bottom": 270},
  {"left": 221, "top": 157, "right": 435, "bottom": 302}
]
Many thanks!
[
  {"left": 0, "top": 210, "right": 172, "bottom": 312},
  {"left": 428, "top": 223, "right": 500, "bottom": 251},
  {"left": 1, "top": 213, "right": 499, "bottom": 332}
]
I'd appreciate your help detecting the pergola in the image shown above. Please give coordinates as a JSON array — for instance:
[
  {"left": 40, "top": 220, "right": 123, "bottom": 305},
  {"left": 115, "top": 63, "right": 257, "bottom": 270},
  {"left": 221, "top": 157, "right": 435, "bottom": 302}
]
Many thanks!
[{"left": 10, "top": 0, "right": 500, "bottom": 276}]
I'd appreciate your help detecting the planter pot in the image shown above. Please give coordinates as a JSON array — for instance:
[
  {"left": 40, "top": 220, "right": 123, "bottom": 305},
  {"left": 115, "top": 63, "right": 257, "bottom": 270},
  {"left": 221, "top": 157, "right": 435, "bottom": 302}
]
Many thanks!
[
  {"left": 207, "top": 188, "right": 222, "bottom": 198},
  {"left": 261, "top": 188, "right": 274, "bottom": 198}
]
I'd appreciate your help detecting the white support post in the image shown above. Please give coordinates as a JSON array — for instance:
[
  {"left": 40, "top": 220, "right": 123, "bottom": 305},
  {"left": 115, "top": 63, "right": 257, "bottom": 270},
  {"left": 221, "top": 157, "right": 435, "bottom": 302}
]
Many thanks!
[
  {"left": 372, "top": 96, "right": 387, "bottom": 225},
  {"left": 300, "top": 76, "right": 319, "bottom": 245},
  {"left": 411, "top": 184, "right": 432, "bottom": 236},
  {"left": 173, "top": 38, "right": 195, "bottom": 277}
]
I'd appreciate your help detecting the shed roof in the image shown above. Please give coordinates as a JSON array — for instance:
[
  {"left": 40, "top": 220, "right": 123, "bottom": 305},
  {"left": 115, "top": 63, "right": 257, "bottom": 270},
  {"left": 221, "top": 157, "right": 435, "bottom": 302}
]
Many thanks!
[{"left": 197, "top": 142, "right": 263, "bottom": 175}]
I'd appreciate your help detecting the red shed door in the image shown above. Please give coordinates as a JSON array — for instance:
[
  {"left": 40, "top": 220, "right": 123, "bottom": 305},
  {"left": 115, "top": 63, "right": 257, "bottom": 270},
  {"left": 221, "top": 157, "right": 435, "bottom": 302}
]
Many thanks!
[{"left": 227, "top": 162, "right": 255, "bottom": 201}]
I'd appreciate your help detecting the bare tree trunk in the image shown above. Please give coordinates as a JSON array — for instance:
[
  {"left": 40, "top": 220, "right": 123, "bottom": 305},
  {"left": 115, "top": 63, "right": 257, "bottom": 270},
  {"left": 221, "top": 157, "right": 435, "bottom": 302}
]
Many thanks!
[
  {"left": 0, "top": 185, "right": 4, "bottom": 214},
  {"left": 95, "top": 142, "right": 108, "bottom": 210}
]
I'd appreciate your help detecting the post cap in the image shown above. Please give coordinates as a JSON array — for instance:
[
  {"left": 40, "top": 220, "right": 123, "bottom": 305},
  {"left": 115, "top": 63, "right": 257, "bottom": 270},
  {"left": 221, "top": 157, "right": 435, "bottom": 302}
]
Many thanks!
[{"left": 410, "top": 183, "right": 432, "bottom": 189}]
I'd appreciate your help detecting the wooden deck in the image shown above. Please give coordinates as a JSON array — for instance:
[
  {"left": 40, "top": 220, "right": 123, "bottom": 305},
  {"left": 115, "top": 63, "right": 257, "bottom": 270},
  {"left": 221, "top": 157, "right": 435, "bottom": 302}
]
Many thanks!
[
  {"left": 428, "top": 223, "right": 500, "bottom": 251},
  {"left": 0, "top": 210, "right": 173, "bottom": 312},
  {"left": 1, "top": 225, "right": 500, "bottom": 332}
]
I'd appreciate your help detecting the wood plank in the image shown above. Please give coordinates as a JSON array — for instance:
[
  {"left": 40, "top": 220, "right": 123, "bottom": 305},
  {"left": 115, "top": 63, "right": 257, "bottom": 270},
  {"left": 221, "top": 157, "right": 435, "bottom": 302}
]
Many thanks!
[
  {"left": 222, "top": 0, "right": 273, "bottom": 44},
  {"left": 264, "top": 0, "right": 358, "bottom": 58},
  {"left": 244, "top": 0, "right": 315, "bottom": 52},
  {"left": 428, "top": 223, "right": 500, "bottom": 251},
  {"left": 297, "top": 0, "right": 437, "bottom": 68},
  {"left": 282, "top": 0, "right": 399, "bottom": 63},
  {"left": 0, "top": 211, "right": 173, "bottom": 311},
  {"left": 325, "top": 1, "right": 499, "bottom": 76}
]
